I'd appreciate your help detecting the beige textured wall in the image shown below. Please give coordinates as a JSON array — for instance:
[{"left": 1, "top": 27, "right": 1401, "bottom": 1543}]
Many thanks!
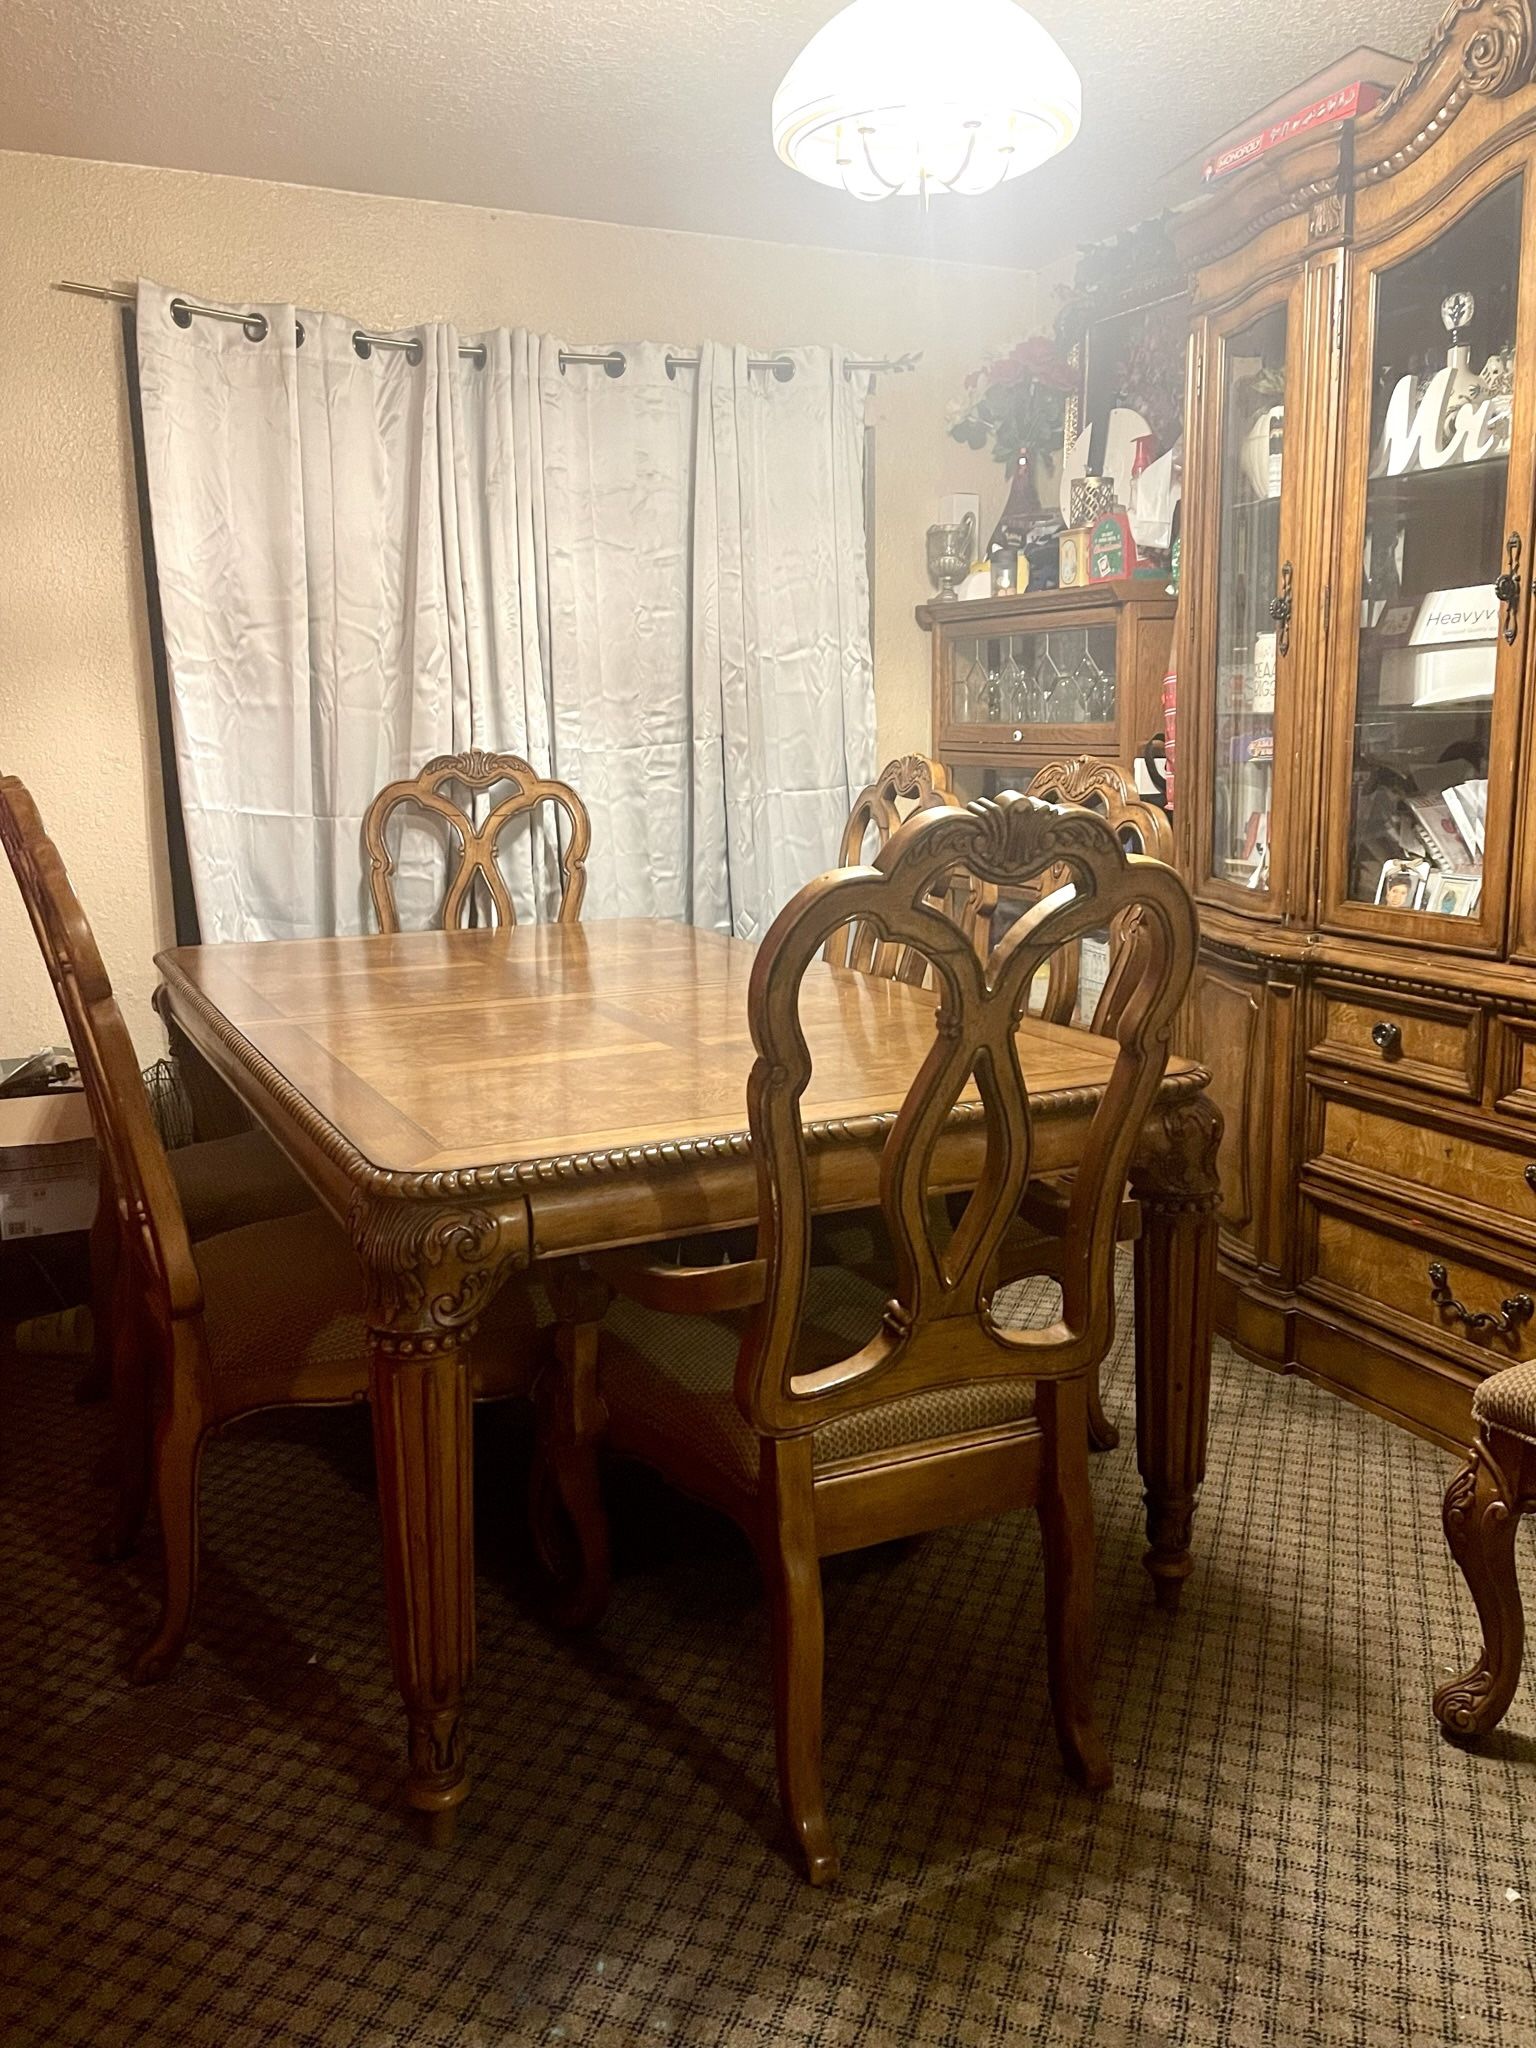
[{"left": 0, "top": 148, "right": 1040, "bottom": 1054}]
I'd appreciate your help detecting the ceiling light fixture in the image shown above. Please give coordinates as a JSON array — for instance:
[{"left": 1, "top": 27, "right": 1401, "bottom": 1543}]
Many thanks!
[{"left": 772, "top": 0, "right": 1081, "bottom": 204}]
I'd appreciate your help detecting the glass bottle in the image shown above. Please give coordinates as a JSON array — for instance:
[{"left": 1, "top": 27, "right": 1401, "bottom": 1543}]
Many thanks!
[{"left": 988, "top": 451, "right": 1041, "bottom": 552}]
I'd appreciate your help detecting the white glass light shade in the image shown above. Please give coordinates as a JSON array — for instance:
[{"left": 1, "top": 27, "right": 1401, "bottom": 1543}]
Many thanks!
[{"left": 772, "top": 0, "right": 1081, "bottom": 201}]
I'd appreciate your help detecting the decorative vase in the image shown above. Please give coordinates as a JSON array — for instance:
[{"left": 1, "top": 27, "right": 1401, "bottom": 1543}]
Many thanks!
[
  {"left": 1242, "top": 405, "right": 1285, "bottom": 500},
  {"left": 926, "top": 513, "right": 975, "bottom": 602}
]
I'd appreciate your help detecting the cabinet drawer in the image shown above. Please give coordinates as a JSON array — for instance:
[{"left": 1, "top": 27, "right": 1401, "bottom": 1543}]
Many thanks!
[
  {"left": 1315, "top": 1097, "right": 1536, "bottom": 1232},
  {"left": 1308, "top": 1208, "right": 1536, "bottom": 1372},
  {"left": 1312, "top": 981, "right": 1482, "bottom": 1099}
]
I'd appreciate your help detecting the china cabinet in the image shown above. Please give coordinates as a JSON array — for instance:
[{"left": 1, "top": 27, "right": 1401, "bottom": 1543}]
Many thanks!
[
  {"left": 918, "top": 581, "right": 1173, "bottom": 799},
  {"left": 1173, "top": 0, "right": 1536, "bottom": 1446}
]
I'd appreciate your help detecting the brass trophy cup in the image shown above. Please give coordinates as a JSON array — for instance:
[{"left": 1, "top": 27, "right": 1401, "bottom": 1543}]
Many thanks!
[{"left": 925, "top": 512, "right": 976, "bottom": 603}]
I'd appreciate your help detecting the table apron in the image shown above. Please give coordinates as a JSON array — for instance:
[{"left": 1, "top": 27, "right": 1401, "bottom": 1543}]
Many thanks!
[{"left": 523, "top": 1114, "right": 1096, "bottom": 1261}]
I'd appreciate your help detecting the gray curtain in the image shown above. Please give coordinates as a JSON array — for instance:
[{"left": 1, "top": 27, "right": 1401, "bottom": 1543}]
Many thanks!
[{"left": 136, "top": 280, "right": 876, "bottom": 943}]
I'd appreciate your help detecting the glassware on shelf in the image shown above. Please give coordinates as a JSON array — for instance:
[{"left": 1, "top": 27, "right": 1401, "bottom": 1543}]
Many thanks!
[
  {"left": 1000, "top": 642, "right": 1026, "bottom": 722},
  {"left": 945, "top": 622, "right": 1119, "bottom": 736},
  {"left": 1076, "top": 643, "right": 1113, "bottom": 722},
  {"left": 1343, "top": 175, "right": 1521, "bottom": 918},
  {"left": 1035, "top": 641, "right": 1064, "bottom": 722}
]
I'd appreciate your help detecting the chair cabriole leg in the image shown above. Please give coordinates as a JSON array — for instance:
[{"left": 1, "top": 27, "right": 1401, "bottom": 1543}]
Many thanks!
[
  {"left": 1435, "top": 1429, "right": 1533, "bottom": 1739},
  {"left": 1085, "top": 1365, "right": 1119, "bottom": 1454},
  {"left": 130, "top": 1323, "right": 207, "bottom": 1683},
  {"left": 1037, "top": 1372, "right": 1113, "bottom": 1791},
  {"left": 760, "top": 1435, "right": 839, "bottom": 1886},
  {"left": 532, "top": 1301, "right": 612, "bottom": 1629}
]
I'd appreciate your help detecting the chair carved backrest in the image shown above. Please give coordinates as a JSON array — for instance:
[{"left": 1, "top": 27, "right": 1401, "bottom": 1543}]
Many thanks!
[
  {"left": 1022, "top": 757, "right": 1174, "bottom": 1031},
  {"left": 363, "top": 750, "right": 591, "bottom": 933},
  {"left": 0, "top": 778, "right": 202, "bottom": 1333},
  {"left": 824, "top": 754, "right": 993, "bottom": 983},
  {"left": 739, "top": 793, "right": 1196, "bottom": 1438},
  {"left": 1024, "top": 756, "right": 1172, "bottom": 863}
]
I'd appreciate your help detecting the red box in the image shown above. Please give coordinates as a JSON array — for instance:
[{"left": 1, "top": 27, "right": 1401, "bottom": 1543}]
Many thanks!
[{"left": 1202, "top": 81, "right": 1385, "bottom": 182}]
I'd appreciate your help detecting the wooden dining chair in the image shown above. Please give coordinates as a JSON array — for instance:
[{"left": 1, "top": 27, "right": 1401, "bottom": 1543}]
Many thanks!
[
  {"left": 363, "top": 749, "right": 591, "bottom": 932},
  {"left": 533, "top": 793, "right": 1196, "bottom": 1882},
  {"left": 0, "top": 774, "right": 539, "bottom": 1684},
  {"left": 1434, "top": 1359, "right": 1536, "bottom": 1740},
  {"left": 1, "top": 779, "right": 313, "bottom": 1406},
  {"left": 1000, "top": 757, "right": 1179, "bottom": 1449},
  {"left": 1022, "top": 756, "right": 1173, "bottom": 1029},
  {"left": 824, "top": 754, "right": 993, "bottom": 983}
]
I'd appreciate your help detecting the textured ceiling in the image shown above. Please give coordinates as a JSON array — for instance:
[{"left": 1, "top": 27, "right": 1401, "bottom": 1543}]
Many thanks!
[{"left": 1, "top": 0, "right": 1453, "bottom": 267}]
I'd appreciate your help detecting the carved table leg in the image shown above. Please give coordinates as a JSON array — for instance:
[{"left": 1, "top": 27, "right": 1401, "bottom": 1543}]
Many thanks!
[
  {"left": 370, "top": 1337, "right": 475, "bottom": 1843},
  {"left": 1130, "top": 1093, "right": 1222, "bottom": 1613},
  {"left": 355, "top": 1194, "right": 524, "bottom": 1841},
  {"left": 1434, "top": 1431, "right": 1534, "bottom": 1739}
]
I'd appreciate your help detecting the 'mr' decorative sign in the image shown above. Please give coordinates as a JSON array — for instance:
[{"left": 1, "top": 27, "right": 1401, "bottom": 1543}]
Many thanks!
[{"left": 1373, "top": 291, "right": 1514, "bottom": 476}]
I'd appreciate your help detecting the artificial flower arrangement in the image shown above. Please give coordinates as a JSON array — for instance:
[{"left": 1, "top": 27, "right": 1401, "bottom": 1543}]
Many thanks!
[{"left": 946, "top": 335, "right": 1077, "bottom": 472}]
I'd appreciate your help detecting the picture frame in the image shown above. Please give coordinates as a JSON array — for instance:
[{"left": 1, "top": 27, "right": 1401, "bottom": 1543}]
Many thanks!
[
  {"left": 1374, "top": 857, "right": 1430, "bottom": 910},
  {"left": 1425, "top": 869, "right": 1482, "bottom": 917}
]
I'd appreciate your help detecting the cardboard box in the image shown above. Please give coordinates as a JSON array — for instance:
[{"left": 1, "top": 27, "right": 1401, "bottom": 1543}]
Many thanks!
[
  {"left": 1202, "top": 80, "right": 1386, "bottom": 181},
  {"left": 0, "top": 1092, "right": 98, "bottom": 1241},
  {"left": 1057, "top": 526, "right": 1093, "bottom": 588},
  {"left": 1171, "top": 49, "right": 1408, "bottom": 190},
  {"left": 1088, "top": 511, "right": 1156, "bottom": 582}
]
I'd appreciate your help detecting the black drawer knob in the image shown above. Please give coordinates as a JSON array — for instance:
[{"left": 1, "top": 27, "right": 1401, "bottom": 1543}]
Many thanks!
[{"left": 1370, "top": 1021, "right": 1402, "bottom": 1056}]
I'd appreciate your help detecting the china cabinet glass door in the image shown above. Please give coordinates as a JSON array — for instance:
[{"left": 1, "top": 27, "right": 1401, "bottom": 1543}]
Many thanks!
[
  {"left": 1326, "top": 167, "right": 1534, "bottom": 946},
  {"left": 1205, "top": 298, "right": 1294, "bottom": 901}
]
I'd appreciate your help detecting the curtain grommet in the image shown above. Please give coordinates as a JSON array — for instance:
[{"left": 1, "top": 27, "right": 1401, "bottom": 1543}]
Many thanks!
[
  {"left": 169, "top": 296, "right": 267, "bottom": 343},
  {"left": 353, "top": 332, "right": 424, "bottom": 365}
]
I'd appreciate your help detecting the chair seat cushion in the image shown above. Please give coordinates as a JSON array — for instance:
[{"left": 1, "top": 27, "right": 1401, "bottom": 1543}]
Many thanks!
[
  {"left": 170, "top": 1126, "right": 315, "bottom": 1240},
  {"left": 1472, "top": 1360, "right": 1536, "bottom": 1447},
  {"left": 601, "top": 1262, "right": 1036, "bottom": 1492},
  {"left": 194, "top": 1208, "right": 549, "bottom": 1414}
]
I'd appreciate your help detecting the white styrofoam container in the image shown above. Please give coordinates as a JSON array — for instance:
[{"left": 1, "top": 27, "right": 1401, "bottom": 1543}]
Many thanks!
[{"left": 1379, "top": 584, "right": 1498, "bottom": 706}]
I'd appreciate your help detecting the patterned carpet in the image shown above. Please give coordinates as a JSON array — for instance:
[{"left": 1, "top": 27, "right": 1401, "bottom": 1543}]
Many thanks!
[{"left": 3, "top": 1266, "right": 1536, "bottom": 2048}]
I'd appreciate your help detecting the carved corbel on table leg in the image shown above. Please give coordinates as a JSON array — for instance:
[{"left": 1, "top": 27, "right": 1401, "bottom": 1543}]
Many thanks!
[
  {"left": 350, "top": 1189, "right": 529, "bottom": 1844},
  {"left": 1129, "top": 1091, "right": 1223, "bottom": 1613},
  {"left": 1434, "top": 1429, "right": 1536, "bottom": 1739}
]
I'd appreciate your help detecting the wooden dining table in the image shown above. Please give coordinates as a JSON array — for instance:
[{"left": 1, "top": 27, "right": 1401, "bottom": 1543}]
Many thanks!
[{"left": 155, "top": 916, "right": 1222, "bottom": 1840}]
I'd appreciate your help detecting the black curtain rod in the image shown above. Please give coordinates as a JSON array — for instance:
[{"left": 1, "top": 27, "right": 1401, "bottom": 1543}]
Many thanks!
[{"left": 54, "top": 283, "right": 921, "bottom": 381}]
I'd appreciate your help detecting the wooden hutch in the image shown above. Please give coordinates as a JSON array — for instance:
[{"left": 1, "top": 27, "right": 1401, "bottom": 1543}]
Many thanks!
[
  {"left": 918, "top": 580, "right": 1173, "bottom": 800},
  {"left": 1174, "top": 0, "right": 1536, "bottom": 1445}
]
